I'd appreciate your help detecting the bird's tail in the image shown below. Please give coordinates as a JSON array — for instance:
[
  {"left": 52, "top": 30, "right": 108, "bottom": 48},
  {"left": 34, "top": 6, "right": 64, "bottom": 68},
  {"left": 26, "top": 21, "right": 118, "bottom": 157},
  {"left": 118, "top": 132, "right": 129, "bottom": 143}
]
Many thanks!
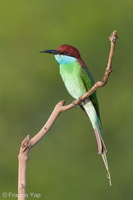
[
  {"left": 82, "top": 98, "right": 112, "bottom": 186},
  {"left": 94, "top": 123, "right": 107, "bottom": 154}
]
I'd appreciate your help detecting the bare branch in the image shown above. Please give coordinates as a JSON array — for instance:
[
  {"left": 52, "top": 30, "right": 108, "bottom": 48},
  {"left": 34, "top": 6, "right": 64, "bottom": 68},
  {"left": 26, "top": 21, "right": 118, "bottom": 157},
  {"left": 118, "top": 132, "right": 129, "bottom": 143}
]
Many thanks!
[
  {"left": 18, "top": 30, "right": 118, "bottom": 200},
  {"left": 18, "top": 136, "right": 30, "bottom": 200}
]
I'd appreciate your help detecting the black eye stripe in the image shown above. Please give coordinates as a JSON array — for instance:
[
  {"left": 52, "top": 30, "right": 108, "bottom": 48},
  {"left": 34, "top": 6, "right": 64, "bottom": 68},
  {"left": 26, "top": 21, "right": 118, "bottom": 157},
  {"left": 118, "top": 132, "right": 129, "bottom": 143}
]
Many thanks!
[
  {"left": 63, "top": 51, "right": 68, "bottom": 55},
  {"left": 60, "top": 51, "right": 74, "bottom": 57}
]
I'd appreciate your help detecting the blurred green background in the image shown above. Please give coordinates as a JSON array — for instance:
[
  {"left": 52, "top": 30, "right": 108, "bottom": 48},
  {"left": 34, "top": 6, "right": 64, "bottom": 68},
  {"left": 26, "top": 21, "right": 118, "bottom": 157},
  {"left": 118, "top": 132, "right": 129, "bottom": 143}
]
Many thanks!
[{"left": 0, "top": 0, "right": 133, "bottom": 199}]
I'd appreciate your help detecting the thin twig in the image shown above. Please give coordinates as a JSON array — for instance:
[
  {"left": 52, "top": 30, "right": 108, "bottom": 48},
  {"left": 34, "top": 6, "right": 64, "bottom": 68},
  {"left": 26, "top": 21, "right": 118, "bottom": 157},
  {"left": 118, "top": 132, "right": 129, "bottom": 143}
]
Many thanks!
[{"left": 18, "top": 30, "right": 118, "bottom": 200}]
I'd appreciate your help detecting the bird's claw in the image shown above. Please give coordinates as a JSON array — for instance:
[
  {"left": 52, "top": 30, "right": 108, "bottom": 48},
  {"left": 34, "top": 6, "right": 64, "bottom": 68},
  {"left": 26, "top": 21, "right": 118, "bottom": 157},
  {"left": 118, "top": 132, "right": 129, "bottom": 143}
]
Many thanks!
[
  {"left": 72, "top": 100, "right": 77, "bottom": 108},
  {"left": 72, "top": 97, "right": 83, "bottom": 108},
  {"left": 77, "top": 97, "right": 83, "bottom": 105}
]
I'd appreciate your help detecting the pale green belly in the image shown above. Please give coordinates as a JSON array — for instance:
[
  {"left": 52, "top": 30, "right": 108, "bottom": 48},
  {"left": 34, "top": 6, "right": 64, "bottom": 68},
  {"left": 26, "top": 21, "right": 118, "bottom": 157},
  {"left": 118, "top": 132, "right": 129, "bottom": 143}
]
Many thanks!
[
  {"left": 60, "top": 63, "right": 87, "bottom": 99},
  {"left": 63, "top": 77, "right": 86, "bottom": 99}
]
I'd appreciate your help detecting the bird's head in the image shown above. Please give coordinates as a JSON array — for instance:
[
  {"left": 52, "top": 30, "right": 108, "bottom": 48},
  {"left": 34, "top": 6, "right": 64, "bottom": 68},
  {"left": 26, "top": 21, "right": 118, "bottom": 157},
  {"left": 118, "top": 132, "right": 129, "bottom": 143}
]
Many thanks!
[
  {"left": 40, "top": 44, "right": 87, "bottom": 67},
  {"left": 56, "top": 44, "right": 81, "bottom": 59},
  {"left": 40, "top": 44, "right": 82, "bottom": 64}
]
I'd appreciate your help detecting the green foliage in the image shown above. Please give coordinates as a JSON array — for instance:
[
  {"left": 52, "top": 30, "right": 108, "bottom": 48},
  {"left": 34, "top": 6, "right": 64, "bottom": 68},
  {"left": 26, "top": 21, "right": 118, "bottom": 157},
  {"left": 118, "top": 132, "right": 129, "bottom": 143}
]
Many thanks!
[{"left": 0, "top": 0, "right": 133, "bottom": 199}]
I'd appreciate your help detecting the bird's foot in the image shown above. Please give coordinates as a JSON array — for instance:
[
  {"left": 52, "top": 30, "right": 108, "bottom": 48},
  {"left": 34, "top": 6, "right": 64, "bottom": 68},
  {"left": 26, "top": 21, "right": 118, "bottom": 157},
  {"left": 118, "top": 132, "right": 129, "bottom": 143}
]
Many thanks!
[
  {"left": 72, "top": 100, "right": 77, "bottom": 108},
  {"left": 77, "top": 96, "right": 83, "bottom": 105},
  {"left": 72, "top": 97, "right": 83, "bottom": 108}
]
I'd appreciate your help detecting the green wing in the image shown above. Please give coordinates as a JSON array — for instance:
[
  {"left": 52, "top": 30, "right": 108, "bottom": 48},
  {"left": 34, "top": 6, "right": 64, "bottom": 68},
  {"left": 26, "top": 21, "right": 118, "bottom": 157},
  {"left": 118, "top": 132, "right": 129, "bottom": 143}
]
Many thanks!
[{"left": 80, "top": 67, "right": 101, "bottom": 120}]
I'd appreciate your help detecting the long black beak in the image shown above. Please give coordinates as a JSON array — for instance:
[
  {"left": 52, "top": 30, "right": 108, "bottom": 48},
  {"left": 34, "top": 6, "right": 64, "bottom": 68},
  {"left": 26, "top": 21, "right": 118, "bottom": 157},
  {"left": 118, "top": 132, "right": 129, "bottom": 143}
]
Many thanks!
[{"left": 39, "top": 49, "right": 58, "bottom": 55}]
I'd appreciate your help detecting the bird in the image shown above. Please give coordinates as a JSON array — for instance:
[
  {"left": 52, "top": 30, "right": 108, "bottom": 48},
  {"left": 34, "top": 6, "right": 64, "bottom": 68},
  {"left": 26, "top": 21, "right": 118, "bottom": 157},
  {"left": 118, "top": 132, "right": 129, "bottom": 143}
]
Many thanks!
[{"left": 40, "top": 44, "right": 111, "bottom": 185}]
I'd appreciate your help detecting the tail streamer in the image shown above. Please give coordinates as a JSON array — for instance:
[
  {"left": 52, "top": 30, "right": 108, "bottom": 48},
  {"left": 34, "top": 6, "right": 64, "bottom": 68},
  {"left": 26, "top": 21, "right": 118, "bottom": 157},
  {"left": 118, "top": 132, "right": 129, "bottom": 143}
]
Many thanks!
[{"left": 101, "top": 153, "right": 112, "bottom": 186}]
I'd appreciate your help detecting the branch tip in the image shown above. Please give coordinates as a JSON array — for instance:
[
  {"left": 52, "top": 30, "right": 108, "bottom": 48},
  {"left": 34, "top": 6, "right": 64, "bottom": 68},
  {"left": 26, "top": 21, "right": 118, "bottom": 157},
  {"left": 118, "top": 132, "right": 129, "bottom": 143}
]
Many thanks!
[
  {"left": 21, "top": 135, "right": 30, "bottom": 150},
  {"left": 109, "top": 30, "right": 118, "bottom": 43},
  {"left": 56, "top": 100, "right": 66, "bottom": 107}
]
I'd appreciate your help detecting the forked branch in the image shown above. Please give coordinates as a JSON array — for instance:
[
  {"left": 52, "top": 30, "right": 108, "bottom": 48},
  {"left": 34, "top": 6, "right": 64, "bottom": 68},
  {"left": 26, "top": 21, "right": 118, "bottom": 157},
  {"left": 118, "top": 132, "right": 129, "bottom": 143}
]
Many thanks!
[{"left": 18, "top": 30, "right": 118, "bottom": 200}]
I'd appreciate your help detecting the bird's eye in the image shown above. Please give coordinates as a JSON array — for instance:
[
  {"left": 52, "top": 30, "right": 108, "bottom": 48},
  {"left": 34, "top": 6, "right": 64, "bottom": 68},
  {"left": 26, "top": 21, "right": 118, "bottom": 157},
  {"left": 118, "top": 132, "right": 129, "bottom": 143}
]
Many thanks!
[{"left": 63, "top": 51, "right": 68, "bottom": 55}]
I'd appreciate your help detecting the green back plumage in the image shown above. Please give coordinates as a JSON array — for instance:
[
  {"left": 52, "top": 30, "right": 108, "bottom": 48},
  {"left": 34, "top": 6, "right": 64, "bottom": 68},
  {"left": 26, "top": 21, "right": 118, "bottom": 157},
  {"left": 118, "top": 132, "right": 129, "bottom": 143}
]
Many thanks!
[{"left": 80, "top": 67, "right": 101, "bottom": 120}]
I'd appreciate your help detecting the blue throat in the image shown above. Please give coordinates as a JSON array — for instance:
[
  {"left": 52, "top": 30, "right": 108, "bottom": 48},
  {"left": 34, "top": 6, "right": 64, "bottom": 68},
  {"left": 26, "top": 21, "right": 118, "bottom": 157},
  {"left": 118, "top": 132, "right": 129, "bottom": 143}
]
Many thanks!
[{"left": 55, "top": 54, "right": 77, "bottom": 64}]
